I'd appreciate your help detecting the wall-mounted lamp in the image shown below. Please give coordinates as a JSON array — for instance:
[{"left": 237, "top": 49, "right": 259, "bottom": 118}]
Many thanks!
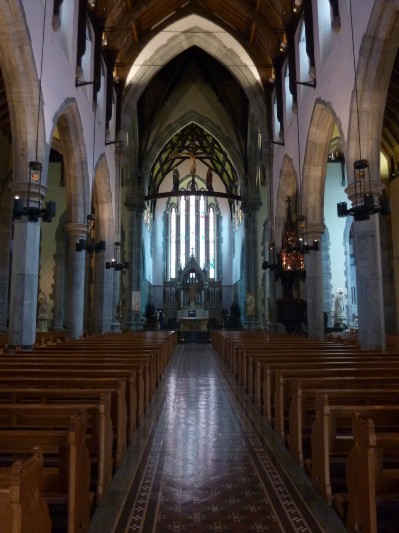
[
  {"left": 106, "top": 242, "right": 129, "bottom": 271},
  {"left": 337, "top": 0, "right": 390, "bottom": 222},
  {"left": 280, "top": 41, "right": 287, "bottom": 53},
  {"left": 297, "top": 215, "right": 319, "bottom": 252},
  {"left": 76, "top": 78, "right": 96, "bottom": 88},
  {"left": 337, "top": 159, "right": 390, "bottom": 221},
  {"left": 262, "top": 242, "right": 277, "bottom": 271},
  {"left": 13, "top": 162, "right": 57, "bottom": 223},
  {"left": 76, "top": 214, "right": 106, "bottom": 253},
  {"left": 293, "top": 0, "right": 302, "bottom": 14}
]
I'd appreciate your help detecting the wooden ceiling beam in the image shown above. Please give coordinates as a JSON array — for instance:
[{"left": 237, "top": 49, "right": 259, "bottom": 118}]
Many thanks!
[{"left": 131, "top": 22, "right": 139, "bottom": 44}]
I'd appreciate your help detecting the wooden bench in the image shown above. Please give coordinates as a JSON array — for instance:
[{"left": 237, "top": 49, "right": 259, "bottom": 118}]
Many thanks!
[
  {"left": 0, "top": 447, "right": 52, "bottom": 533},
  {"left": 0, "top": 377, "right": 127, "bottom": 466},
  {"left": 0, "top": 367, "right": 140, "bottom": 442},
  {"left": 249, "top": 348, "right": 391, "bottom": 407},
  {"left": 0, "top": 381, "right": 127, "bottom": 466},
  {"left": 287, "top": 378, "right": 399, "bottom": 466},
  {"left": 0, "top": 397, "right": 113, "bottom": 502},
  {"left": 1, "top": 357, "right": 147, "bottom": 424},
  {"left": 272, "top": 364, "right": 399, "bottom": 438},
  {"left": 310, "top": 394, "right": 399, "bottom": 505},
  {"left": 0, "top": 411, "right": 92, "bottom": 533},
  {"left": 344, "top": 413, "right": 399, "bottom": 533}
]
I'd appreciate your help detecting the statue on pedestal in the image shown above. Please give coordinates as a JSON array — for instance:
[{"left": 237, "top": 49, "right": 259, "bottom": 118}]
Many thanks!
[
  {"left": 37, "top": 290, "right": 49, "bottom": 332},
  {"left": 334, "top": 288, "right": 346, "bottom": 328}
]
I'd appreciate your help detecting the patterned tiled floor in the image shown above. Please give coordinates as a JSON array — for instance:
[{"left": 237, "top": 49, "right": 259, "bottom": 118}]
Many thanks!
[{"left": 89, "top": 344, "right": 347, "bottom": 533}]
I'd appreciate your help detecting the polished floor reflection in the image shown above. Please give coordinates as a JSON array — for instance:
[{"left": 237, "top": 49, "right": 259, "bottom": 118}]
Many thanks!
[{"left": 89, "top": 344, "right": 346, "bottom": 533}]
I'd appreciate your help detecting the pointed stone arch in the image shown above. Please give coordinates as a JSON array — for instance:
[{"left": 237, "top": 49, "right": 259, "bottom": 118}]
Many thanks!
[
  {"left": 91, "top": 154, "right": 114, "bottom": 334},
  {"left": 301, "top": 99, "right": 343, "bottom": 227},
  {"left": 346, "top": 1, "right": 399, "bottom": 185},
  {"left": 0, "top": 1, "right": 45, "bottom": 180},
  {"left": 92, "top": 154, "right": 114, "bottom": 244},
  {"left": 54, "top": 99, "right": 91, "bottom": 224},
  {"left": 275, "top": 155, "right": 298, "bottom": 247},
  {"left": 122, "top": 15, "right": 267, "bottom": 139}
]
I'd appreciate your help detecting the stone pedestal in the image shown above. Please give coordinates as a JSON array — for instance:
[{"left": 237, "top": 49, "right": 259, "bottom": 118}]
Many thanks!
[{"left": 37, "top": 313, "right": 48, "bottom": 332}]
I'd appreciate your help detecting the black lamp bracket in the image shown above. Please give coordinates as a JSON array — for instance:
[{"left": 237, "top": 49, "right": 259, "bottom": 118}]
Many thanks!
[
  {"left": 295, "top": 80, "right": 316, "bottom": 89},
  {"left": 105, "top": 140, "right": 123, "bottom": 146},
  {"left": 76, "top": 79, "right": 96, "bottom": 88}
]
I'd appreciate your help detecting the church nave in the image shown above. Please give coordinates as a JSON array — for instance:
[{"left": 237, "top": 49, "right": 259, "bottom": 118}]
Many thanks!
[{"left": 89, "top": 344, "right": 346, "bottom": 533}]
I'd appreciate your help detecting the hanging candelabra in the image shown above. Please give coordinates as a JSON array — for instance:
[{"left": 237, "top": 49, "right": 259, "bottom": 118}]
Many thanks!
[
  {"left": 105, "top": 241, "right": 128, "bottom": 271},
  {"left": 76, "top": 214, "right": 106, "bottom": 253},
  {"left": 13, "top": 0, "right": 56, "bottom": 223},
  {"left": 336, "top": 0, "right": 390, "bottom": 221}
]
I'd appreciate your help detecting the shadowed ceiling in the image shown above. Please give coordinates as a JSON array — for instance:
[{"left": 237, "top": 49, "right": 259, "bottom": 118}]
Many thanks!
[{"left": 0, "top": 1, "right": 397, "bottom": 190}]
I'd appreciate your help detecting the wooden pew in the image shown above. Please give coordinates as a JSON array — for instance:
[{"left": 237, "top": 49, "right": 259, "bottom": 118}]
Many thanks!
[
  {"left": 345, "top": 414, "right": 399, "bottom": 533},
  {"left": 249, "top": 348, "right": 391, "bottom": 406},
  {"left": 0, "top": 378, "right": 127, "bottom": 466},
  {"left": 272, "top": 364, "right": 399, "bottom": 438},
  {"left": 0, "top": 447, "right": 52, "bottom": 533},
  {"left": 24, "top": 349, "right": 156, "bottom": 404},
  {"left": 0, "top": 368, "right": 139, "bottom": 443},
  {"left": 0, "top": 411, "right": 92, "bottom": 533},
  {"left": 287, "top": 378, "right": 399, "bottom": 466},
  {"left": 0, "top": 381, "right": 127, "bottom": 466},
  {"left": 1, "top": 357, "right": 147, "bottom": 425},
  {"left": 0, "top": 397, "right": 113, "bottom": 502},
  {"left": 310, "top": 394, "right": 399, "bottom": 505}
]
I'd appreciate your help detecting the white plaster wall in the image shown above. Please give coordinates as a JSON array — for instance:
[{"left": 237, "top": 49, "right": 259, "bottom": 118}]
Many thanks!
[
  {"left": 21, "top": 0, "right": 117, "bottom": 224},
  {"left": 272, "top": 0, "right": 375, "bottom": 212},
  {"left": 324, "top": 162, "right": 348, "bottom": 297}
]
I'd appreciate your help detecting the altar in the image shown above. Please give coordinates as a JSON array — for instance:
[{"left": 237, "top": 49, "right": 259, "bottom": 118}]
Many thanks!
[
  {"left": 177, "top": 309, "right": 209, "bottom": 340},
  {"left": 177, "top": 309, "right": 209, "bottom": 331}
]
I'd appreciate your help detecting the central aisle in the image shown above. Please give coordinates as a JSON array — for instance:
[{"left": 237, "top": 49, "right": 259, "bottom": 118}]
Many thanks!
[{"left": 89, "top": 343, "right": 346, "bottom": 532}]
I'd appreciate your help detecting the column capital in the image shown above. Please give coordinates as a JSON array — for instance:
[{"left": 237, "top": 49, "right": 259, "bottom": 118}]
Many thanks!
[
  {"left": 65, "top": 222, "right": 88, "bottom": 240},
  {"left": 345, "top": 180, "right": 384, "bottom": 205},
  {"left": 10, "top": 180, "right": 49, "bottom": 201},
  {"left": 124, "top": 195, "right": 145, "bottom": 213},
  {"left": 306, "top": 223, "right": 325, "bottom": 242},
  {"left": 241, "top": 198, "right": 262, "bottom": 214}
]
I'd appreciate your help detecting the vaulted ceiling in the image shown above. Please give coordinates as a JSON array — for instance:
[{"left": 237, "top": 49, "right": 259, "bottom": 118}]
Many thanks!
[
  {"left": 0, "top": 1, "right": 398, "bottom": 185},
  {"left": 95, "top": 0, "right": 295, "bottom": 90}
]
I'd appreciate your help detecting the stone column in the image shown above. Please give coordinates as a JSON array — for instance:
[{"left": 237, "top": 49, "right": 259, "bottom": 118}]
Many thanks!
[
  {"left": 52, "top": 242, "right": 66, "bottom": 331},
  {"left": 65, "top": 223, "right": 87, "bottom": 339},
  {"left": 353, "top": 215, "right": 385, "bottom": 350},
  {"left": 0, "top": 224, "right": 11, "bottom": 331},
  {"left": 304, "top": 225, "right": 325, "bottom": 340},
  {"left": 124, "top": 199, "right": 144, "bottom": 331},
  {"left": 8, "top": 218, "right": 41, "bottom": 349},
  {"left": 110, "top": 269, "right": 122, "bottom": 332},
  {"left": 241, "top": 201, "right": 261, "bottom": 329},
  {"left": 389, "top": 177, "right": 399, "bottom": 335},
  {"left": 92, "top": 251, "right": 113, "bottom": 333}
]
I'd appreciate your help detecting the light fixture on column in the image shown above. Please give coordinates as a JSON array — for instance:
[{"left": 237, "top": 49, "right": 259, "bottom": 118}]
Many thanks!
[
  {"left": 337, "top": 159, "right": 390, "bottom": 221},
  {"left": 293, "top": 0, "right": 302, "bottom": 14},
  {"left": 13, "top": 0, "right": 56, "bottom": 224},
  {"left": 297, "top": 215, "right": 319, "bottom": 252},
  {"left": 336, "top": 0, "right": 390, "bottom": 222},
  {"left": 262, "top": 242, "right": 277, "bottom": 271},
  {"left": 76, "top": 214, "right": 106, "bottom": 253},
  {"left": 105, "top": 242, "right": 128, "bottom": 271},
  {"left": 13, "top": 162, "right": 56, "bottom": 222}
]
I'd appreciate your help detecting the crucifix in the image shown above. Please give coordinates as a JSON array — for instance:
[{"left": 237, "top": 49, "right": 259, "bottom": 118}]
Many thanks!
[{"left": 171, "top": 139, "right": 202, "bottom": 191}]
